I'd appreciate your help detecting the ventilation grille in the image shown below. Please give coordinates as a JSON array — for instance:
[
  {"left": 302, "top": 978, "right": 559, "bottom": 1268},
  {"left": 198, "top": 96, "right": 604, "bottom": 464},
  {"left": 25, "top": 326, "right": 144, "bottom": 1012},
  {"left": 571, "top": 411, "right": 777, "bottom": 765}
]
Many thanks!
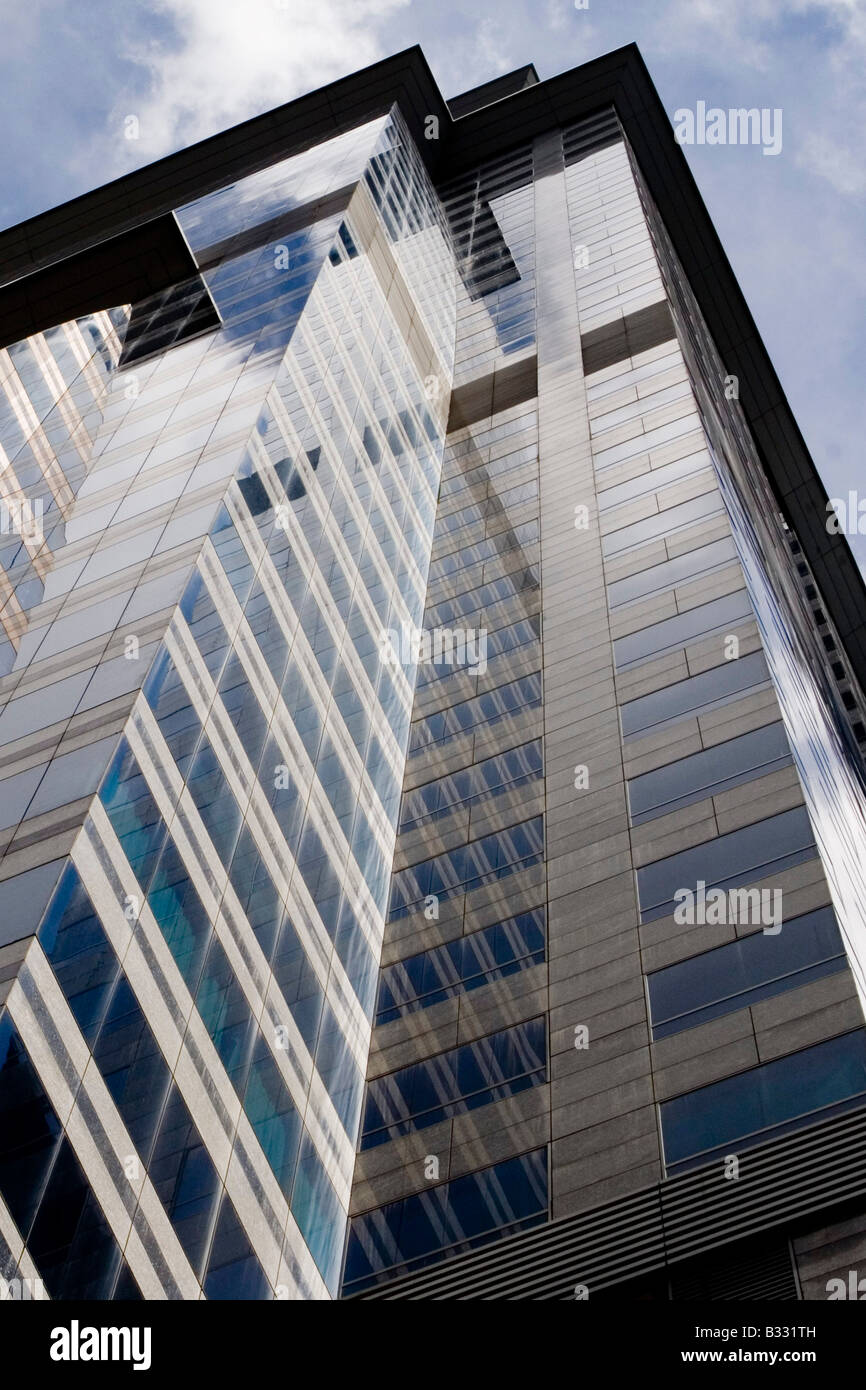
[{"left": 670, "top": 1235, "right": 798, "bottom": 1301}]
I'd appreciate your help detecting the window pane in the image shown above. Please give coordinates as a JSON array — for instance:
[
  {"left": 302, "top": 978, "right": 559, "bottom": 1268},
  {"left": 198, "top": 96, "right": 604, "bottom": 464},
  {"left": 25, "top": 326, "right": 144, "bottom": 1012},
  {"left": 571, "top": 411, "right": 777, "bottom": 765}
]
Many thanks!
[
  {"left": 628, "top": 721, "right": 792, "bottom": 824},
  {"left": 598, "top": 449, "right": 709, "bottom": 512},
  {"left": 375, "top": 908, "right": 546, "bottom": 1023},
  {"left": 614, "top": 590, "right": 752, "bottom": 670},
  {"left": 389, "top": 816, "right": 544, "bottom": 918},
  {"left": 608, "top": 537, "right": 738, "bottom": 609},
  {"left": 360, "top": 1017, "right": 546, "bottom": 1147},
  {"left": 637, "top": 807, "right": 817, "bottom": 922},
  {"left": 649, "top": 906, "right": 846, "bottom": 1038},
  {"left": 661, "top": 1031, "right": 866, "bottom": 1173},
  {"left": 342, "top": 1148, "right": 548, "bottom": 1293},
  {"left": 621, "top": 651, "right": 770, "bottom": 739},
  {"left": 602, "top": 489, "right": 723, "bottom": 558}
]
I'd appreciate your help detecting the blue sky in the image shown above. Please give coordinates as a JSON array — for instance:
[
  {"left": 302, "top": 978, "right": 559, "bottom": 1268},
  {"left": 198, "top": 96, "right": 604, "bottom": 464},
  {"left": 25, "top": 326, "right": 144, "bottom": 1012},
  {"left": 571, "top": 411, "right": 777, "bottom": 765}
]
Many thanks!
[{"left": 2, "top": 0, "right": 864, "bottom": 568}]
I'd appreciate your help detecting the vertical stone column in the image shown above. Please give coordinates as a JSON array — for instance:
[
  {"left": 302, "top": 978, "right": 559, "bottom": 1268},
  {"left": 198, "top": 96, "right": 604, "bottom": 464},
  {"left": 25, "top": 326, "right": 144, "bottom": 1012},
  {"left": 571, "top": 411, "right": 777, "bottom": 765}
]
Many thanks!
[{"left": 533, "top": 131, "right": 661, "bottom": 1224}]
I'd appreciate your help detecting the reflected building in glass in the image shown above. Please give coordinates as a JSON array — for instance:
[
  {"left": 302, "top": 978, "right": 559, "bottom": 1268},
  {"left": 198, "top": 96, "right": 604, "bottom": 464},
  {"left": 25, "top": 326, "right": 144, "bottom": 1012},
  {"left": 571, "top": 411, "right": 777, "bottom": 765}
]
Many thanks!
[{"left": 2, "top": 47, "right": 866, "bottom": 1302}]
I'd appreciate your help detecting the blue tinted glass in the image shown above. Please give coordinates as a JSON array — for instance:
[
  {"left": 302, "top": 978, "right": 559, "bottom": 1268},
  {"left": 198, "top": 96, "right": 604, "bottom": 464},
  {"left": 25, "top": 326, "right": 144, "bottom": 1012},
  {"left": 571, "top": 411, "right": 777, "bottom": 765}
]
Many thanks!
[
  {"left": 342, "top": 1148, "right": 547, "bottom": 1294},
  {"left": 142, "top": 649, "right": 204, "bottom": 777},
  {"left": 204, "top": 1193, "right": 272, "bottom": 1300},
  {"left": 113, "top": 1262, "right": 144, "bottom": 1299},
  {"left": 376, "top": 908, "right": 546, "bottom": 1023},
  {"left": 314, "top": 1001, "right": 364, "bottom": 1135},
  {"left": 399, "top": 740, "right": 543, "bottom": 830},
  {"left": 227, "top": 825, "right": 282, "bottom": 959},
  {"left": 39, "top": 866, "right": 119, "bottom": 1044},
  {"left": 217, "top": 653, "right": 269, "bottom": 769},
  {"left": 146, "top": 842, "right": 212, "bottom": 991},
  {"left": 621, "top": 651, "right": 770, "bottom": 739},
  {"left": 649, "top": 906, "right": 846, "bottom": 1038},
  {"left": 186, "top": 735, "right": 243, "bottom": 867},
  {"left": 242, "top": 1036, "right": 301, "bottom": 1198},
  {"left": 410, "top": 673, "right": 542, "bottom": 753},
  {"left": 98, "top": 739, "right": 169, "bottom": 889},
  {"left": 361, "top": 1017, "right": 546, "bottom": 1148},
  {"left": 0, "top": 1014, "right": 63, "bottom": 1237},
  {"left": 296, "top": 822, "right": 342, "bottom": 938},
  {"left": 149, "top": 1085, "right": 220, "bottom": 1277},
  {"left": 269, "top": 911, "right": 323, "bottom": 1050},
  {"left": 334, "top": 895, "right": 379, "bottom": 1018},
  {"left": 211, "top": 519, "right": 256, "bottom": 607},
  {"left": 195, "top": 936, "right": 256, "bottom": 1091},
  {"left": 638, "top": 807, "right": 817, "bottom": 922},
  {"left": 28, "top": 1137, "right": 123, "bottom": 1299},
  {"left": 92, "top": 976, "right": 172, "bottom": 1157},
  {"left": 290, "top": 1133, "right": 345, "bottom": 1293},
  {"left": 628, "top": 722, "right": 792, "bottom": 824},
  {"left": 388, "top": 816, "right": 544, "bottom": 918},
  {"left": 661, "top": 1030, "right": 866, "bottom": 1173}
]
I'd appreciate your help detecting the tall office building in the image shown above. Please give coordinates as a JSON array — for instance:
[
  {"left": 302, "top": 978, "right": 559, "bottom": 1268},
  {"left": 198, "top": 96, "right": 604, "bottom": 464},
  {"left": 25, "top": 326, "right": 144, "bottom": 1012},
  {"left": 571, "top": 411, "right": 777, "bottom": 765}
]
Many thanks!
[{"left": 1, "top": 46, "right": 866, "bottom": 1303}]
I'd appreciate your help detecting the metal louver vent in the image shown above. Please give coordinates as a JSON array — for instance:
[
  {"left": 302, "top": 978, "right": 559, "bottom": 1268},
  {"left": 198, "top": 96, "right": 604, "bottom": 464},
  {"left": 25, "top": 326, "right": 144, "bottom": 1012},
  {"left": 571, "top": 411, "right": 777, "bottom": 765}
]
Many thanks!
[{"left": 670, "top": 1235, "right": 798, "bottom": 1301}]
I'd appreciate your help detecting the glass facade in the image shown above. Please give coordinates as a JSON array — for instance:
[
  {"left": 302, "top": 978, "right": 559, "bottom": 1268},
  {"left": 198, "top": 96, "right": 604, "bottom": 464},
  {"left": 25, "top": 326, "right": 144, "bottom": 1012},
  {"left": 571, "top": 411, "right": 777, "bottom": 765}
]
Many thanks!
[
  {"left": 661, "top": 1031, "right": 866, "bottom": 1174},
  {"left": 648, "top": 906, "right": 846, "bottom": 1040},
  {"left": 0, "top": 106, "right": 457, "bottom": 1299},
  {"left": 0, "top": 310, "right": 128, "bottom": 671},
  {"left": 342, "top": 1148, "right": 547, "bottom": 1294}
]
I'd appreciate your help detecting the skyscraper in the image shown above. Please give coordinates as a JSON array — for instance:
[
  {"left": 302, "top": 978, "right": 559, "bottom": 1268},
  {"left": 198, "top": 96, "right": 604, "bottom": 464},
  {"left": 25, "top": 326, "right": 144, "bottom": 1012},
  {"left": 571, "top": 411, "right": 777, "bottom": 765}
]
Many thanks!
[{"left": 2, "top": 45, "right": 866, "bottom": 1304}]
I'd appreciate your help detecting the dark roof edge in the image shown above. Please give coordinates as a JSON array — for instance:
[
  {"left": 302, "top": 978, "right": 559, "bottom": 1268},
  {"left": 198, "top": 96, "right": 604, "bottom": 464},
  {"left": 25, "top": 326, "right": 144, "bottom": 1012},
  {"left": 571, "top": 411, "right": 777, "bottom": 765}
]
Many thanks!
[
  {"left": 0, "top": 46, "right": 448, "bottom": 284},
  {"left": 447, "top": 63, "right": 540, "bottom": 118}
]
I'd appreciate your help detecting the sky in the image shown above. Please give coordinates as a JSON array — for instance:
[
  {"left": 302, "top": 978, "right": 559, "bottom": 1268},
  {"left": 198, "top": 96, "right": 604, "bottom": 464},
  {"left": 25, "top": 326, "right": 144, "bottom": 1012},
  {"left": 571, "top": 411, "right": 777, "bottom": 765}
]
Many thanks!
[{"left": 1, "top": 0, "right": 864, "bottom": 567}]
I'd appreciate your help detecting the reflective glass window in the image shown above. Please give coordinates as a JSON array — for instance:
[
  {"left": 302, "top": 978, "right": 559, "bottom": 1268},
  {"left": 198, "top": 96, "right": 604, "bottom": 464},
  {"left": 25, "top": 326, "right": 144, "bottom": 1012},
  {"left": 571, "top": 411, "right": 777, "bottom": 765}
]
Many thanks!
[
  {"left": 39, "top": 865, "right": 120, "bottom": 1045},
  {"left": 409, "top": 672, "right": 541, "bottom": 753},
  {"left": 91, "top": 976, "right": 172, "bottom": 1158},
  {"left": 360, "top": 1017, "right": 546, "bottom": 1148},
  {"left": 376, "top": 908, "right": 546, "bottom": 1024},
  {"left": 242, "top": 1035, "right": 302, "bottom": 1199},
  {"left": 0, "top": 1015, "right": 63, "bottom": 1238},
  {"left": 290, "top": 1132, "right": 345, "bottom": 1293},
  {"left": 649, "top": 906, "right": 846, "bottom": 1038},
  {"left": 661, "top": 1030, "right": 866, "bottom": 1174},
  {"left": 597, "top": 450, "right": 710, "bottom": 511},
  {"left": 27, "top": 1137, "right": 123, "bottom": 1300},
  {"left": 608, "top": 537, "right": 738, "bottom": 609},
  {"left": 148, "top": 1084, "right": 221, "bottom": 1277},
  {"left": 602, "top": 490, "right": 724, "bottom": 558},
  {"left": 614, "top": 590, "right": 752, "bottom": 670},
  {"left": 389, "top": 815, "right": 544, "bottom": 919},
  {"left": 628, "top": 721, "right": 792, "bottom": 824},
  {"left": 637, "top": 807, "right": 817, "bottom": 922},
  {"left": 342, "top": 1148, "right": 548, "bottom": 1294},
  {"left": 203, "top": 1192, "right": 271, "bottom": 1300},
  {"left": 620, "top": 651, "right": 770, "bottom": 739},
  {"left": 399, "top": 740, "right": 543, "bottom": 830}
]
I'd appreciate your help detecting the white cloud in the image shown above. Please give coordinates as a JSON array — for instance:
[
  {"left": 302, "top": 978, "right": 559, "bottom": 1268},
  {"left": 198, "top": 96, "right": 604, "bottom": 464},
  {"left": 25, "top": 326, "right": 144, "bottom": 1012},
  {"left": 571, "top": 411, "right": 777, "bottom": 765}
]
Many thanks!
[
  {"left": 105, "top": 0, "right": 410, "bottom": 166},
  {"left": 797, "top": 130, "right": 866, "bottom": 196},
  {"left": 472, "top": 16, "right": 516, "bottom": 77},
  {"left": 638, "top": 0, "right": 866, "bottom": 197},
  {"left": 792, "top": 0, "right": 866, "bottom": 195},
  {"left": 544, "top": 0, "right": 570, "bottom": 33}
]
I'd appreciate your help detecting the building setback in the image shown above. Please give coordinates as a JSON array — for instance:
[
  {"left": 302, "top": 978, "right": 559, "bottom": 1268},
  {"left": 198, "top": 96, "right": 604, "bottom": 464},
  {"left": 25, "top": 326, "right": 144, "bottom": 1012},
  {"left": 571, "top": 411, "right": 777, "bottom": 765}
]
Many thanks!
[{"left": 1, "top": 45, "right": 866, "bottom": 1303}]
